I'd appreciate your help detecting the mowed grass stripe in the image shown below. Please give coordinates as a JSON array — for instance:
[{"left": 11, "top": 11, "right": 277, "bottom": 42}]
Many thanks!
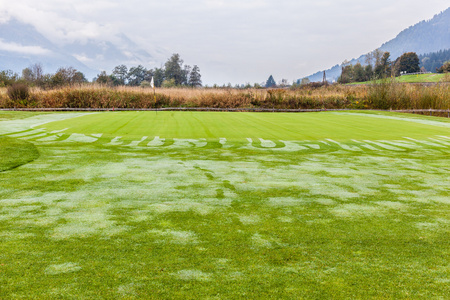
[{"left": 37, "top": 111, "right": 450, "bottom": 142}]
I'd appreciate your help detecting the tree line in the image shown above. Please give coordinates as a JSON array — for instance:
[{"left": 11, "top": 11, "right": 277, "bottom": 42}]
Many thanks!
[
  {"left": 95, "top": 53, "right": 201, "bottom": 88},
  {"left": 338, "top": 50, "right": 424, "bottom": 84},
  {"left": 0, "top": 53, "right": 201, "bottom": 88},
  {"left": 419, "top": 49, "right": 450, "bottom": 73}
]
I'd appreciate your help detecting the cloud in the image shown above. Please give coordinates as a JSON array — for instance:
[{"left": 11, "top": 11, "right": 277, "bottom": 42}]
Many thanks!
[
  {"left": 0, "top": 0, "right": 449, "bottom": 84},
  {"left": 0, "top": 39, "right": 52, "bottom": 55}
]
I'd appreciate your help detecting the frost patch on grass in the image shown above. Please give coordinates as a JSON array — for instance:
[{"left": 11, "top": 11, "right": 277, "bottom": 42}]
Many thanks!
[
  {"left": 308, "top": 184, "right": 360, "bottom": 200},
  {"left": 259, "top": 138, "right": 276, "bottom": 148},
  {"left": 107, "top": 136, "right": 123, "bottom": 145},
  {"left": 404, "top": 137, "right": 446, "bottom": 148},
  {"left": 428, "top": 196, "right": 450, "bottom": 204},
  {"left": 331, "top": 204, "right": 381, "bottom": 217},
  {"left": 117, "top": 283, "right": 138, "bottom": 296},
  {"left": 363, "top": 140, "right": 404, "bottom": 151},
  {"left": 173, "top": 269, "right": 212, "bottom": 281},
  {"left": 268, "top": 197, "right": 305, "bottom": 207},
  {"left": 0, "top": 113, "right": 89, "bottom": 134},
  {"left": 415, "top": 222, "right": 440, "bottom": 230},
  {"left": 239, "top": 214, "right": 261, "bottom": 224},
  {"left": 126, "top": 136, "right": 148, "bottom": 147},
  {"left": 36, "top": 134, "right": 62, "bottom": 142},
  {"left": 45, "top": 262, "right": 81, "bottom": 275},
  {"left": 315, "top": 199, "right": 336, "bottom": 206},
  {"left": 304, "top": 143, "right": 320, "bottom": 149},
  {"left": 149, "top": 229, "right": 199, "bottom": 244},
  {"left": 65, "top": 134, "right": 98, "bottom": 143},
  {"left": 214, "top": 258, "right": 230, "bottom": 269},
  {"left": 169, "top": 138, "right": 207, "bottom": 148},
  {"left": 382, "top": 140, "right": 423, "bottom": 149},
  {"left": 251, "top": 233, "right": 272, "bottom": 248},
  {"left": 8, "top": 129, "right": 44, "bottom": 137},
  {"left": 0, "top": 231, "right": 35, "bottom": 240},
  {"left": 148, "top": 201, "right": 213, "bottom": 215},
  {"left": 52, "top": 224, "right": 98, "bottom": 239},
  {"left": 416, "top": 218, "right": 449, "bottom": 230},
  {"left": 376, "top": 201, "right": 408, "bottom": 210},
  {"left": 326, "top": 139, "right": 362, "bottom": 151},
  {"left": 21, "top": 133, "right": 48, "bottom": 140},
  {"left": 278, "top": 216, "right": 294, "bottom": 223},
  {"left": 279, "top": 140, "right": 308, "bottom": 151},
  {"left": 335, "top": 112, "right": 450, "bottom": 128},
  {"left": 147, "top": 136, "right": 165, "bottom": 146},
  {"left": 226, "top": 271, "right": 244, "bottom": 280}
]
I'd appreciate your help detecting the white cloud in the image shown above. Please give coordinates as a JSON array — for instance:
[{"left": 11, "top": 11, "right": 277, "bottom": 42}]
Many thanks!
[
  {"left": 0, "top": 0, "right": 449, "bottom": 84},
  {"left": 0, "top": 39, "right": 52, "bottom": 55}
]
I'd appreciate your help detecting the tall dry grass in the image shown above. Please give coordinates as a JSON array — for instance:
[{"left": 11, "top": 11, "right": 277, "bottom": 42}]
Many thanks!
[{"left": 0, "top": 83, "right": 448, "bottom": 111}]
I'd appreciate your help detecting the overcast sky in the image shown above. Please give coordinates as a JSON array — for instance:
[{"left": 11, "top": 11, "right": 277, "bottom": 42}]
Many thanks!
[{"left": 0, "top": 1, "right": 449, "bottom": 85}]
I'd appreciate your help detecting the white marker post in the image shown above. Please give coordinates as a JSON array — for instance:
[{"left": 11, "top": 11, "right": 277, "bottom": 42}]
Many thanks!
[{"left": 151, "top": 76, "right": 156, "bottom": 114}]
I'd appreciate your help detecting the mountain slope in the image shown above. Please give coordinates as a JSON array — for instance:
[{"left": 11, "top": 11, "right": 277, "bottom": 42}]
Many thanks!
[
  {"left": 0, "top": 18, "right": 167, "bottom": 80},
  {"left": 300, "top": 7, "right": 450, "bottom": 83},
  {"left": 0, "top": 18, "right": 96, "bottom": 78}
]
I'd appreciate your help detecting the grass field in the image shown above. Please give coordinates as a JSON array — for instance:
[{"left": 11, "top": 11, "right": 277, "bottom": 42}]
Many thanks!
[
  {"left": 0, "top": 111, "right": 449, "bottom": 299},
  {"left": 350, "top": 73, "right": 448, "bottom": 84}
]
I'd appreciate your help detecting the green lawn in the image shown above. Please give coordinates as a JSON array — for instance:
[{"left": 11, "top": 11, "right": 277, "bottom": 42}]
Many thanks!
[
  {"left": 0, "top": 111, "right": 449, "bottom": 299},
  {"left": 349, "top": 73, "right": 447, "bottom": 84}
]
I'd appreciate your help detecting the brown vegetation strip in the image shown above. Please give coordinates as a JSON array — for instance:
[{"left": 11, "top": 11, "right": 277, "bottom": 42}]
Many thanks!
[{"left": 0, "top": 82, "right": 448, "bottom": 111}]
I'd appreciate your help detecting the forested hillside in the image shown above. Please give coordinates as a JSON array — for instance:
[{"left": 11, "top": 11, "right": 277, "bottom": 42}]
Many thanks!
[
  {"left": 419, "top": 49, "right": 450, "bottom": 72},
  {"left": 300, "top": 7, "right": 450, "bottom": 83}
]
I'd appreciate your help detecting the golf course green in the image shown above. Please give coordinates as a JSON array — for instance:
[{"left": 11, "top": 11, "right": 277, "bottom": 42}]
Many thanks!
[{"left": 0, "top": 111, "right": 449, "bottom": 299}]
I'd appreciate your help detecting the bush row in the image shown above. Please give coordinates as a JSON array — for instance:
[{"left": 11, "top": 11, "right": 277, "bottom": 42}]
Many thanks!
[{"left": 0, "top": 83, "right": 448, "bottom": 110}]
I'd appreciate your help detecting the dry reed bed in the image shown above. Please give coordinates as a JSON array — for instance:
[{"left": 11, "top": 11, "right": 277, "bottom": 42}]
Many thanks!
[{"left": 0, "top": 83, "right": 448, "bottom": 110}]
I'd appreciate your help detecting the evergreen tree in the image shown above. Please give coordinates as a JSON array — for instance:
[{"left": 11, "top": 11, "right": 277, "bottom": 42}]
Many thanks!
[
  {"left": 265, "top": 75, "right": 276, "bottom": 88},
  {"left": 165, "top": 54, "right": 185, "bottom": 86},
  {"left": 374, "top": 52, "right": 391, "bottom": 78},
  {"left": 188, "top": 65, "right": 202, "bottom": 87},
  {"left": 112, "top": 65, "right": 128, "bottom": 85}
]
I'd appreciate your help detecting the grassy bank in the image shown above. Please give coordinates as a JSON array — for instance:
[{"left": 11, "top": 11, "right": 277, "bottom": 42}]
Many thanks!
[{"left": 350, "top": 73, "right": 449, "bottom": 84}]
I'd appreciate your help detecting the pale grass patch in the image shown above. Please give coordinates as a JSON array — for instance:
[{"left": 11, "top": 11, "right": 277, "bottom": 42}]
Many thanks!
[
  {"left": 117, "top": 283, "right": 138, "bottom": 297},
  {"left": 147, "top": 136, "right": 165, "bottom": 146},
  {"left": 213, "top": 258, "right": 230, "bottom": 269},
  {"left": 148, "top": 201, "right": 214, "bottom": 215},
  {"left": 428, "top": 196, "right": 450, "bottom": 204},
  {"left": 168, "top": 138, "right": 207, "bottom": 148},
  {"left": 0, "top": 113, "right": 87, "bottom": 134},
  {"left": 415, "top": 222, "right": 440, "bottom": 230},
  {"left": 278, "top": 216, "right": 294, "bottom": 223},
  {"left": 173, "top": 269, "right": 212, "bottom": 281},
  {"left": 45, "top": 262, "right": 82, "bottom": 275},
  {"left": 267, "top": 197, "right": 306, "bottom": 207},
  {"left": 331, "top": 204, "right": 381, "bottom": 217},
  {"left": 0, "top": 231, "right": 35, "bottom": 240},
  {"left": 36, "top": 134, "right": 62, "bottom": 142},
  {"left": 259, "top": 138, "right": 277, "bottom": 148},
  {"left": 107, "top": 136, "right": 123, "bottom": 145},
  {"left": 315, "top": 199, "right": 336, "bottom": 205},
  {"left": 251, "top": 233, "right": 272, "bottom": 248},
  {"left": 52, "top": 224, "right": 98, "bottom": 239},
  {"left": 308, "top": 183, "right": 360, "bottom": 200},
  {"left": 238, "top": 214, "right": 261, "bottom": 224},
  {"left": 149, "top": 229, "right": 199, "bottom": 244},
  {"left": 64, "top": 133, "right": 98, "bottom": 143},
  {"left": 336, "top": 112, "right": 450, "bottom": 128},
  {"left": 226, "top": 271, "right": 244, "bottom": 281},
  {"left": 375, "top": 201, "right": 408, "bottom": 210}
]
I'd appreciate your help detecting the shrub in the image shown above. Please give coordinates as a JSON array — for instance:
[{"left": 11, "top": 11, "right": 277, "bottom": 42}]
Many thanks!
[{"left": 7, "top": 83, "right": 30, "bottom": 102}]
